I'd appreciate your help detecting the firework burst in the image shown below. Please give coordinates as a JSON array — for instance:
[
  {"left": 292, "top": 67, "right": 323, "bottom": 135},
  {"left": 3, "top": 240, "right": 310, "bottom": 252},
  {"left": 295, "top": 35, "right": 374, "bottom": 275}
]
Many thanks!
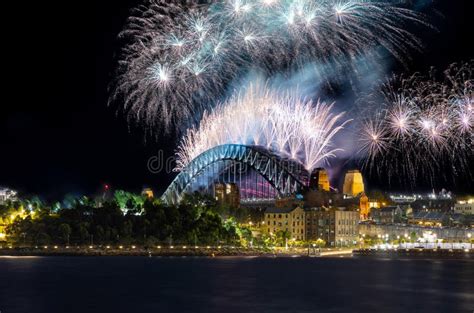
[
  {"left": 111, "top": 0, "right": 431, "bottom": 132},
  {"left": 357, "top": 61, "right": 473, "bottom": 186},
  {"left": 175, "top": 82, "right": 350, "bottom": 172}
]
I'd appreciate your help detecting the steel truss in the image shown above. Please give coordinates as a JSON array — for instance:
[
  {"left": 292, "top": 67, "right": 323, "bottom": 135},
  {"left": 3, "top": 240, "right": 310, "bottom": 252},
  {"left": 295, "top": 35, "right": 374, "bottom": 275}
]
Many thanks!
[{"left": 161, "top": 144, "right": 308, "bottom": 204}]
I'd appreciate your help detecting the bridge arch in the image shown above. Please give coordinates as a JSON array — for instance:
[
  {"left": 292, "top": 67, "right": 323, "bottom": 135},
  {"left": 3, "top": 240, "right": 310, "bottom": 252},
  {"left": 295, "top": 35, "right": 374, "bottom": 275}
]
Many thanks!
[{"left": 161, "top": 144, "right": 308, "bottom": 204}]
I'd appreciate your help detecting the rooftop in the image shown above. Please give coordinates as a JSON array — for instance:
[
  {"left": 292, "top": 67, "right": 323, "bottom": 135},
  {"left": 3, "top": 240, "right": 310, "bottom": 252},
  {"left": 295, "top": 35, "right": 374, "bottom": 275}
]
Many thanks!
[{"left": 264, "top": 207, "right": 298, "bottom": 214}]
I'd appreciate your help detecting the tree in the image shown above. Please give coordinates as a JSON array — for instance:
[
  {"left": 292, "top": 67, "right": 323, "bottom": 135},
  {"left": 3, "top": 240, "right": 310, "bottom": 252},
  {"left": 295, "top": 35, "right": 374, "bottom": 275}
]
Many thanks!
[
  {"left": 410, "top": 231, "right": 417, "bottom": 243},
  {"left": 275, "top": 230, "right": 291, "bottom": 247},
  {"left": 78, "top": 223, "right": 90, "bottom": 243},
  {"left": 58, "top": 223, "right": 71, "bottom": 244}
]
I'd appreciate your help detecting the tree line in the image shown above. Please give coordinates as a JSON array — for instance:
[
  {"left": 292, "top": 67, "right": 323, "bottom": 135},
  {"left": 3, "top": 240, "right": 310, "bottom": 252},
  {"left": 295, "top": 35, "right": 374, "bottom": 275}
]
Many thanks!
[{"left": 1, "top": 192, "right": 252, "bottom": 247}]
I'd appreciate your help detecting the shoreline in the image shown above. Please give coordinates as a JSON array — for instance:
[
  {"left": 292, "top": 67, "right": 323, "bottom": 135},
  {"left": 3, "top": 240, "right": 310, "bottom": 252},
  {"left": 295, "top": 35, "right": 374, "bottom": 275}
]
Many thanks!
[
  {"left": 1, "top": 247, "right": 472, "bottom": 259},
  {"left": 353, "top": 248, "right": 473, "bottom": 260},
  {"left": 0, "top": 246, "right": 353, "bottom": 258}
]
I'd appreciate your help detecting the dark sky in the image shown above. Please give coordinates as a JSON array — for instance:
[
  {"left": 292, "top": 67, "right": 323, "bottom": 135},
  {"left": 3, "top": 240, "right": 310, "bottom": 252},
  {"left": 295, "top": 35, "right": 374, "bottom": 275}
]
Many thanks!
[{"left": 1, "top": 0, "right": 472, "bottom": 200}]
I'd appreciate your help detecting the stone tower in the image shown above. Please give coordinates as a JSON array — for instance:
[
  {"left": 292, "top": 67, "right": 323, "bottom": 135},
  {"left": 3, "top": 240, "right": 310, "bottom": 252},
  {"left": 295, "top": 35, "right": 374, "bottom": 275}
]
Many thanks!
[
  {"left": 343, "top": 170, "right": 364, "bottom": 196},
  {"left": 309, "top": 168, "right": 330, "bottom": 192}
]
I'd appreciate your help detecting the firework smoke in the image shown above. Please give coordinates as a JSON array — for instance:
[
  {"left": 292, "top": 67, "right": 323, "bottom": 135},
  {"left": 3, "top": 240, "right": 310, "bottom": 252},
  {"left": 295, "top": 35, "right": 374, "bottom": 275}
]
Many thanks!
[
  {"left": 111, "top": 0, "right": 430, "bottom": 132},
  {"left": 357, "top": 61, "right": 473, "bottom": 186}
]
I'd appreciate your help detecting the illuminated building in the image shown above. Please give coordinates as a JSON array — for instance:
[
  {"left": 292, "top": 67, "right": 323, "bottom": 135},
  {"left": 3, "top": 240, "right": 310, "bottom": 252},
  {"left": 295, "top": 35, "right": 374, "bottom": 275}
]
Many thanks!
[
  {"left": 141, "top": 188, "right": 154, "bottom": 199},
  {"left": 309, "top": 168, "right": 330, "bottom": 191},
  {"left": 305, "top": 207, "right": 359, "bottom": 246},
  {"left": 264, "top": 207, "right": 306, "bottom": 241},
  {"left": 359, "top": 192, "right": 369, "bottom": 220},
  {"left": 389, "top": 194, "right": 419, "bottom": 203},
  {"left": 454, "top": 199, "right": 473, "bottom": 215},
  {"left": 371, "top": 206, "right": 403, "bottom": 224},
  {"left": 409, "top": 211, "right": 448, "bottom": 227},
  {"left": 369, "top": 200, "right": 382, "bottom": 209},
  {"left": 342, "top": 170, "right": 364, "bottom": 197},
  {"left": 214, "top": 183, "right": 240, "bottom": 208}
]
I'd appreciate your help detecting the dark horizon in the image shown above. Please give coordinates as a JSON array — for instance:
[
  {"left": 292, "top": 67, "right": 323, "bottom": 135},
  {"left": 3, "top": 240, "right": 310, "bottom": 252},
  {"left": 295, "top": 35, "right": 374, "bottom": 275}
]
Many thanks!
[{"left": 1, "top": 0, "right": 472, "bottom": 200}]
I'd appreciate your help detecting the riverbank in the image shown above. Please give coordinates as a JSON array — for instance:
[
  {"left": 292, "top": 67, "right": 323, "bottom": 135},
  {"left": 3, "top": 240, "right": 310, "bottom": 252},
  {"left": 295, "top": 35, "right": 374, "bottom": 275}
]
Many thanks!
[
  {"left": 354, "top": 248, "right": 473, "bottom": 259},
  {"left": 0, "top": 246, "right": 353, "bottom": 258}
]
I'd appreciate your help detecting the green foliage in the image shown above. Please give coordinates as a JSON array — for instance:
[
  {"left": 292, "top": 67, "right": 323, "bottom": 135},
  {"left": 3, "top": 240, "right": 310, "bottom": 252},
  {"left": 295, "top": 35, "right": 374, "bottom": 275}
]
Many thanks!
[
  {"left": 410, "top": 231, "right": 418, "bottom": 243},
  {"left": 114, "top": 190, "right": 145, "bottom": 214},
  {"left": 5, "top": 193, "right": 240, "bottom": 246}
]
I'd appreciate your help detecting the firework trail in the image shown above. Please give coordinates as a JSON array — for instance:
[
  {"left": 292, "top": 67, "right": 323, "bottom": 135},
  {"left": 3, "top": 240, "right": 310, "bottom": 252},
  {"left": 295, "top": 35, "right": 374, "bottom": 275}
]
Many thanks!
[
  {"left": 175, "top": 81, "right": 349, "bottom": 172},
  {"left": 356, "top": 61, "right": 473, "bottom": 186},
  {"left": 111, "top": 0, "right": 431, "bottom": 132}
]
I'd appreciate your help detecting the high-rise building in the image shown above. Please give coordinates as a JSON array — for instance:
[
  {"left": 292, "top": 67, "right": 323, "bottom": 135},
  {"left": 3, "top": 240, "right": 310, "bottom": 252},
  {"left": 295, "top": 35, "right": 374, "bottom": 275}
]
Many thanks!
[
  {"left": 309, "top": 168, "right": 330, "bottom": 191},
  {"left": 342, "top": 170, "right": 365, "bottom": 196}
]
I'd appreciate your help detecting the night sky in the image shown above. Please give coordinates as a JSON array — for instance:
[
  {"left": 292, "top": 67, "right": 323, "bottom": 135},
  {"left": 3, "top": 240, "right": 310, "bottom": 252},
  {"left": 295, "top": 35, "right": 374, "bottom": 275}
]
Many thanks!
[{"left": 1, "top": 0, "right": 472, "bottom": 200}]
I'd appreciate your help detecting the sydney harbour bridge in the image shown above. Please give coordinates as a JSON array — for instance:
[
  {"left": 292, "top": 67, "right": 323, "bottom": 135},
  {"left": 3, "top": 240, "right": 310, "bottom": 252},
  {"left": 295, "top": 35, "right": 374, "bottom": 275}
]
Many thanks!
[{"left": 161, "top": 144, "right": 310, "bottom": 204}]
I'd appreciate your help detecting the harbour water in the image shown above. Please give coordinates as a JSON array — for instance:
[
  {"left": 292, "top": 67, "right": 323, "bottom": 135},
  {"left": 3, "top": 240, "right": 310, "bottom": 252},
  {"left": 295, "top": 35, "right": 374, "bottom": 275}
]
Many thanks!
[{"left": 0, "top": 256, "right": 472, "bottom": 313}]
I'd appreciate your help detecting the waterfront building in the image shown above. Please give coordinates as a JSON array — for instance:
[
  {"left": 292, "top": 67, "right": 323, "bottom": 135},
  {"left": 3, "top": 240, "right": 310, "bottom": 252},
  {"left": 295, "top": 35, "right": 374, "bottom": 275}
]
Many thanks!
[
  {"left": 264, "top": 207, "right": 306, "bottom": 241},
  {"left": 410, "top": 198, "right": 455, "bottom": 213},
  {"left": 454, "top": 199, "right": 473, "bottom": 215},
  {"left": 305, "top": 207, "right": 329, "bottom": 242},
  {"left": 305, "top": 207, "right": 359, "bottom": 246},
  {"left": 342, "top": 170, "right": 364, "bottom": 197},
  {"left": 371, "top": 206, "right": 403, "bottom": 224},
  {"left": 359, "top": 223, "right": 472, "bottom": 242},
  {"left": 409, "top": 211, "right": 447, "bottom": 227}
]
